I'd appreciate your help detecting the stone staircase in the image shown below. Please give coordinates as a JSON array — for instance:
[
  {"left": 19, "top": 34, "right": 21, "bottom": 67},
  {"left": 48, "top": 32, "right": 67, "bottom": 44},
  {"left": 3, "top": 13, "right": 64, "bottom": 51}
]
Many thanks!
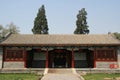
[
  {"left": 42, "top": 68, "right": 84, "bottom": 80},
  {"left": 48, "top": 68, "right": 76, "bottom": 74}
]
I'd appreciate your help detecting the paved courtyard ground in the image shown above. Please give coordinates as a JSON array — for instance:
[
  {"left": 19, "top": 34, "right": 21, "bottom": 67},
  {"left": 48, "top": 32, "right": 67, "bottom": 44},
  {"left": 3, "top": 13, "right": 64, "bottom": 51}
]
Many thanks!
[
  {"left": 41, "top": 73, "right": 82, "bottom": 80},
  {"left": 41, "top": 69, "right": 83, "bottom": 80}
]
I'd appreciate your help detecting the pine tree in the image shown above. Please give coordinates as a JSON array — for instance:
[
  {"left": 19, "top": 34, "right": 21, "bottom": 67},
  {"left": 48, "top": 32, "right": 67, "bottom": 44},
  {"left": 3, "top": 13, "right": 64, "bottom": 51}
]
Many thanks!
[
  {"left": 32, "top": 5, "right": 49, "bottom": 34},
  {"left": 74, "top": 8, "right": 89, "bottom": 34}
]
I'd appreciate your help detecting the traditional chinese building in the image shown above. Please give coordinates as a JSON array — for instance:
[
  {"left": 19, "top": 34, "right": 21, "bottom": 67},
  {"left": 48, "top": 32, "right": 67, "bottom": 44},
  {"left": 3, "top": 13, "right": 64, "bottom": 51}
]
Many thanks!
[{"left": 0, "top": 34, "right": 120, "bottom": 69}]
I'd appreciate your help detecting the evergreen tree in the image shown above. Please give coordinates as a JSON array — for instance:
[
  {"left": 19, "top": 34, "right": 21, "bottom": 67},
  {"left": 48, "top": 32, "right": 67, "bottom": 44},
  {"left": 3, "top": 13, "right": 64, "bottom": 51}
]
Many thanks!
[
  {"left": 74, "top": 8, "right": 89, "bottom": 34},
  {"left": 32, "top": 5, "right": 49, "bottom": 34}
]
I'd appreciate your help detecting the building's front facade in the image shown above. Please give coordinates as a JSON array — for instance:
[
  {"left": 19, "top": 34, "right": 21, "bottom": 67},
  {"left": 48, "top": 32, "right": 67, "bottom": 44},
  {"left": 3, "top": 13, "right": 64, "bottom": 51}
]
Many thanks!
[{"left": 0, "top": 34, "right": 120, "bottom": 69}]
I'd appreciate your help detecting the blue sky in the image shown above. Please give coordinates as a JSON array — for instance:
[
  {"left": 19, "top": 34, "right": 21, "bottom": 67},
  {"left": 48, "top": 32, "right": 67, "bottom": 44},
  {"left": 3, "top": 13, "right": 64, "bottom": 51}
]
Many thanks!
[{"left": 0, "top": 0, "right": 120, "bottom": 34}]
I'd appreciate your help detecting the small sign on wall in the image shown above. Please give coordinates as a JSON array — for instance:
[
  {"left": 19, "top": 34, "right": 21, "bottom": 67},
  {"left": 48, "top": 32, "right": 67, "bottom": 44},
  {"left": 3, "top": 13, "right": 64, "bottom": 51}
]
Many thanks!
[{"left": 110, "top": 64, "right": 118, "bottom": 69}]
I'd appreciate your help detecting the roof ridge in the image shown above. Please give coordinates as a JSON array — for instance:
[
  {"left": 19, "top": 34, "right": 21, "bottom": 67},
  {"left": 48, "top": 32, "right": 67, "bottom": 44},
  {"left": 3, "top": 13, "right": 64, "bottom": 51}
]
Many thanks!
[{"left": 111, "top": 34, "right": 120, "bottom": 42}]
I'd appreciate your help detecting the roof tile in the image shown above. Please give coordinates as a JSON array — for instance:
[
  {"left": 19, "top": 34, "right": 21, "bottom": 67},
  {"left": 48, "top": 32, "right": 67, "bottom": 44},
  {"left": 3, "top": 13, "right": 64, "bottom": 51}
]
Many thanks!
[{"left": 1, "top": 34, "right": 120, "bottom": 45}]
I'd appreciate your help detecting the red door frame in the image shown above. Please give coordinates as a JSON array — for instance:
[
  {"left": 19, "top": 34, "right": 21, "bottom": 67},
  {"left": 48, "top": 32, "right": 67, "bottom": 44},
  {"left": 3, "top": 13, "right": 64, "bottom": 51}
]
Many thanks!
[
  {"left": 24, "top": 49, "right": 27, "bottom": 68},
  {"left": 46, "top": 49, "right": 49, "bottom": 68},
  {"left": 45, "top": 49, "right": 75, "bottom": 68},
  {"left": 72, "top": 49, "right": 74, "bottom": 68},
  {"left": 94, "top": 50, "right": 96, "bottom": 68}
]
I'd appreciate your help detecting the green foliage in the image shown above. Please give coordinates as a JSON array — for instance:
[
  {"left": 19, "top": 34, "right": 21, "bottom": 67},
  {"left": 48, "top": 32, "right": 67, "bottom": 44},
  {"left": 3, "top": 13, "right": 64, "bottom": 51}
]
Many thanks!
[
  {"left": 7, "top": 22, "right": 20, "bottom": 34},
  {"left": 0, "top": 25, "right": 4, "bottom": 39},
  {"left": 32, "top": 5, "right": 49, "bottom": 34},
  {"left": 74, "top": 8, "right": 89, "bottom": 34},
  {"left": 0, "top": 23, "right": 20, "bottom": 40},
  {"left": 114, "top": 32, "right": 120, "bottom": 40},
  {"left": 0, "top": 73, "right": 41, "bottom": 80},
  {"left": 82, "top": 73, "right": 120, "bottom": 80}
]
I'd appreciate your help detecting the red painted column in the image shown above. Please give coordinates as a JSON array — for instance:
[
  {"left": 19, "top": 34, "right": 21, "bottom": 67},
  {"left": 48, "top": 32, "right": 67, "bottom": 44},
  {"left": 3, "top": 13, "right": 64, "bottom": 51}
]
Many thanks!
[
  {"left": 46, "top": 49, "right": 48, "bottom": 68},
  {"left": 4, "top": 49, "right": 7, "bottom": 61},
  {"left": 72, "top": 49, "right": 74, "bottom": 68},
  {"left": 24, "top": 49, "right": 27, "bottom": 68},
  {"left": 94, "top": 50, "right": 96, "bottom": 68}
]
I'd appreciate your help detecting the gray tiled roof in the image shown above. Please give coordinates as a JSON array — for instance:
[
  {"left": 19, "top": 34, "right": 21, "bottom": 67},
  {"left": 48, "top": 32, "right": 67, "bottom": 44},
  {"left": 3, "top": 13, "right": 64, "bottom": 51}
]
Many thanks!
[{"left": 1, "top": 34, "right": 120, "bottom": 46}]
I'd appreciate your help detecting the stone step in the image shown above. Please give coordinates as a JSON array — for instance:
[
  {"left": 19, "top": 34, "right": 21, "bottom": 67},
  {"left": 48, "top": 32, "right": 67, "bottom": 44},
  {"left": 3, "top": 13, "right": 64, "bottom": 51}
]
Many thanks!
[
  {"left": 41, "top": 74, "right": 82, "bottom": 80},
  {"left": 48, "top": 68, "right": 73, "bottom": 74}
]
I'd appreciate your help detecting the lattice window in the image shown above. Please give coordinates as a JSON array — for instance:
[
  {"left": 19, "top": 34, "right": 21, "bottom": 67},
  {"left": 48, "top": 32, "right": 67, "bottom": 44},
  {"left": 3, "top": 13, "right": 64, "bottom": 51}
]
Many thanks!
[
  {"left": 4, "top": 50, "right": 24, "bottom": 61},
  {"left": 96, "top": 50, "right": 117, "bottom": 61}
]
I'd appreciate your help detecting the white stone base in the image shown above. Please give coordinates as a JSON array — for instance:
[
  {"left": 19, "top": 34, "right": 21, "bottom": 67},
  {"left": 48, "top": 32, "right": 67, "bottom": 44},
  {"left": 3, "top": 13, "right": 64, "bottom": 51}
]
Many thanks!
[
  {"left": 96, "top": 62, "right": 118, "bottom": 68},
  {"left": 4, "top": 62, "right": 24, "bottom": 68}
]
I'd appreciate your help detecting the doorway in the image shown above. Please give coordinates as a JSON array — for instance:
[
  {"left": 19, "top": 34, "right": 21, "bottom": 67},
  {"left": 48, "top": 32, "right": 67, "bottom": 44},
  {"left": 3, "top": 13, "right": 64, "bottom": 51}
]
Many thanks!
[
  {"left": 54, "top": 52, "right": 66, "bottom": 68},
  {"left": 48, "top": 49, "right": 72, "bottom": 68}
]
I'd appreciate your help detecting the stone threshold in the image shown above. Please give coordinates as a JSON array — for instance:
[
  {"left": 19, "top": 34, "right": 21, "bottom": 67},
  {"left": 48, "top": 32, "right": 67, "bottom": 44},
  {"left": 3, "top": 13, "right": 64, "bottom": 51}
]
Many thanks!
[
  {"left": 0, "top": 68, "right": 120, "bottom": 73},
  {"left": 76, "top": 68, "right": 120, "bottom": 73}
]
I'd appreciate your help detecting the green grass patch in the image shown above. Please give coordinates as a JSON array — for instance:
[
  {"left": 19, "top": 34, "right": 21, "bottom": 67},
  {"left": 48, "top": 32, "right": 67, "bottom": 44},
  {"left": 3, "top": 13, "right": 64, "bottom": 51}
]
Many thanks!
[
  {"left": 0, "top": 73, "right": 42, "bottom": 80},
  {"left": 82, "top": 73, "right": 120, "bottom": 80}
]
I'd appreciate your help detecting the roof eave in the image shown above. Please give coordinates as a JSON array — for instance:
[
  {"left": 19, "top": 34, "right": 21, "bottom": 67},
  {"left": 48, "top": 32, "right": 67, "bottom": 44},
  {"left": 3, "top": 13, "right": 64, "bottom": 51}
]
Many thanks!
[{"left": 1, "top": 43, "right": 120, "bottom": 47}]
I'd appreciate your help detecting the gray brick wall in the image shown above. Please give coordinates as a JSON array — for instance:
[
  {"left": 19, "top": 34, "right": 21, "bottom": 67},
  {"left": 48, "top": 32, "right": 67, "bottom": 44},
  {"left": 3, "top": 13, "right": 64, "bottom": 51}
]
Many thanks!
[
  {"left": 4, "top": 62, "right": 24, "bottom": 68},
  {"left": 118, "top": 48, "right": 120, "bottom": 68},
  {"left": 0, "top": 48, "right": 3, "bottom": 69},
  {"left": 96, "top": 62, "right": 117, "bottom": 68}
]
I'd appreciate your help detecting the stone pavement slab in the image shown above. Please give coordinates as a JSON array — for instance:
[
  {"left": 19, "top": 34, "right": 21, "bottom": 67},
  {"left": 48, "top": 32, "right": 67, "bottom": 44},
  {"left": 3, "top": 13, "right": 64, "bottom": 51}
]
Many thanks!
[{"left": 41, "top": 73, "right": 82, "bottom": 80}]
